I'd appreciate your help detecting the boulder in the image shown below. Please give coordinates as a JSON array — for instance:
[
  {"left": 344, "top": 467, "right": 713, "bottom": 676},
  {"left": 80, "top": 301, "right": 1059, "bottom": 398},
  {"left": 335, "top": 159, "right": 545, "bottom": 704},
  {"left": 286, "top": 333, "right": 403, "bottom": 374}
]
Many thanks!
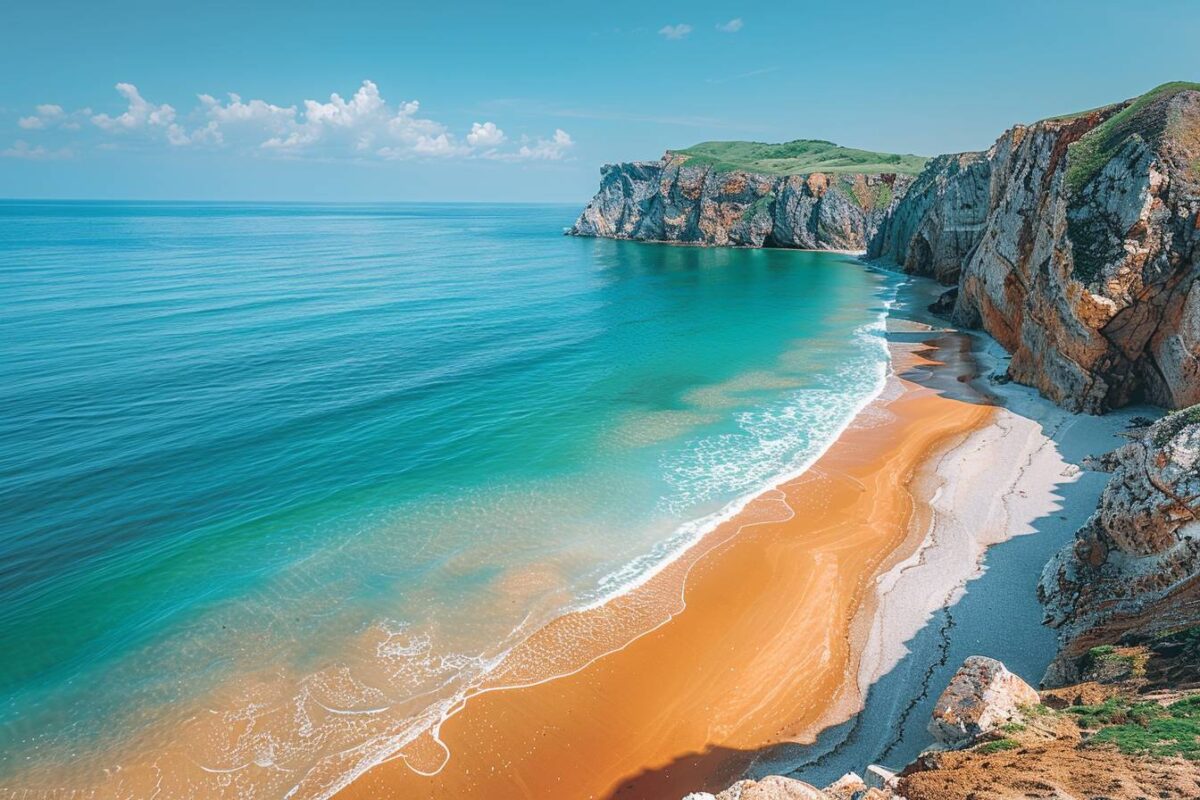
[
  {"left": 714, "top": 775, "right": 829, "bottom": 800},
  {"left": 863, "top": 765, "right": 898, "bottom": 790},
  {"left": 821, "top": 772, "right": 866, "bottom": 800},
  {"left": 928, "top": 656, "right": 1039, "bottom": 747}
]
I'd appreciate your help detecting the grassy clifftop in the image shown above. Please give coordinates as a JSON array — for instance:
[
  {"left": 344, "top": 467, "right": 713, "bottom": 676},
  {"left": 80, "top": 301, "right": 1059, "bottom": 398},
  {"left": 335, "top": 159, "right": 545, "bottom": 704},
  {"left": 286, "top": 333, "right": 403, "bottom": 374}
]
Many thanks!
[
  {"left": 671, "top": 139, "right": 929, "bottom": 176},
  {"left": 1065, "top": 81, "right": 1200, "bottom": 194}
]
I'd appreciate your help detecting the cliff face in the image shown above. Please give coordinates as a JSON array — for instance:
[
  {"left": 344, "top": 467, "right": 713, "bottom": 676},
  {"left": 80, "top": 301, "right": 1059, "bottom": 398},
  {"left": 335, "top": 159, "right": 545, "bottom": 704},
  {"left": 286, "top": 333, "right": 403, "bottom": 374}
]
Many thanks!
[
  {"left": 569, "top": 153, "right": 914, "bottom": 250},
  {"left": 1040, "top": 407, "right": 1200, "bottom": 671},
  {"left": 866, "top": 151, "right": 991, "bottom": 284},
  {"left": 871, "top": 84, "right": 1200, "bottom": 413}
]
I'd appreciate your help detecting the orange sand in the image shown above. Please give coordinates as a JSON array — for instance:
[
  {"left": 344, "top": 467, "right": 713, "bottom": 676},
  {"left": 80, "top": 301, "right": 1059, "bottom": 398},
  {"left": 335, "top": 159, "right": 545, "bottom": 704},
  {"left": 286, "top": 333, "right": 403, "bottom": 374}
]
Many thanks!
[{"left": 335, "top": 341, "right": 995, "bottom": 800}]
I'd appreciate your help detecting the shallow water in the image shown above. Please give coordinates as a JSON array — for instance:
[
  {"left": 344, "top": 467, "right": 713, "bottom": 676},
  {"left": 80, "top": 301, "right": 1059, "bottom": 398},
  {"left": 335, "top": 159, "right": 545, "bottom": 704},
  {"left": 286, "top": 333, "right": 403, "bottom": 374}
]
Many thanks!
[{"left": 0, "top": 201, "right": 899, "bottom": 793}]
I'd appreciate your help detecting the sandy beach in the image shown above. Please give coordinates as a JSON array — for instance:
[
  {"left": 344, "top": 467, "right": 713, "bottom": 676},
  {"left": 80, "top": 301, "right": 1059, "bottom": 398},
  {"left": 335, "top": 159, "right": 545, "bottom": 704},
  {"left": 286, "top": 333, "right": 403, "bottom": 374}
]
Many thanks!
[{"left": 332, "top": 322, "right": 999, "bottom": 799}]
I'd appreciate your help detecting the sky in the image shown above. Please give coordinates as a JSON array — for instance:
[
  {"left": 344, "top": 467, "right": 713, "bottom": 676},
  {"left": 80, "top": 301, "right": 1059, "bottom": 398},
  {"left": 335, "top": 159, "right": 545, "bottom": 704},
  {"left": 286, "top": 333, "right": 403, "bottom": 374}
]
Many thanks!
[{"left": 1, "top": 0, "right": 1198, "bottom": 202}]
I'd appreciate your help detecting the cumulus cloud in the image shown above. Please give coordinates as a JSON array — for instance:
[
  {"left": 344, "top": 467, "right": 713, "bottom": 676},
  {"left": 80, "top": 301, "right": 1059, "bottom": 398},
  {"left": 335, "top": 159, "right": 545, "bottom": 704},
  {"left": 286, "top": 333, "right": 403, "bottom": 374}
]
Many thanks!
[
  {"left": 658, "top": 23, "right": 692, "bottom": 40},
  {"left": 716, "top": 18, "right": 743, "bottom": 33},
  {"left": 13, "top": 80, "right": 573, "bottom": 164},
  {"left": 466, "top": 121, "right": 505, "bottom": 147}
]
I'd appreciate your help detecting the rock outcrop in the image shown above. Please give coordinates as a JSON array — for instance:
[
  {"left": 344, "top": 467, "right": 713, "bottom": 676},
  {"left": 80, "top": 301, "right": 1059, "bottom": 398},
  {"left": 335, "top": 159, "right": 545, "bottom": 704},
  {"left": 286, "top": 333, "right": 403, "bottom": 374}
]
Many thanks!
[
  {"left": 686, "top": 653, "right": 1200, "bottom": 800},
  {"left": 683, "top": 775, "right": 830, "bottom": 800},
  {"left": 1040, "top": 407, "right": 1200, "bottom": 670},
  {"left": 866, "top": 151, "right": 991, "bottom": 284},
  {"left": 927, "top": 656, "right": 1040, "bottom": 747},
  {"left": 569, "top": 153, "right": 915, "bottom": 250},
  {"left": 870, "top": 83, "right": 1200, "bottom": 413}
]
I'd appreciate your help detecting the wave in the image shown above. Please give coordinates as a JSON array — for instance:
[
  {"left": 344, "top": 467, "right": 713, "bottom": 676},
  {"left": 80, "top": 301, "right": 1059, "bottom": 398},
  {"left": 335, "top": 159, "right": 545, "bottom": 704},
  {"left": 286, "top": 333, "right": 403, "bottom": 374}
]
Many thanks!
[{"left": 300, "top": 276, "right": 903, "bottom": 799}]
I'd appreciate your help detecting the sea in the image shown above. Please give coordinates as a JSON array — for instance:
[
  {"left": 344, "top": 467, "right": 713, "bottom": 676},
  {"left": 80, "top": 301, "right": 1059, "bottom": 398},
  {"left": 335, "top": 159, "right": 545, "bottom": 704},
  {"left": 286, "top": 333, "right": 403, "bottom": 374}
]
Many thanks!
[{"left": 0, "top": 201, "right": 900, "bottom": 796}]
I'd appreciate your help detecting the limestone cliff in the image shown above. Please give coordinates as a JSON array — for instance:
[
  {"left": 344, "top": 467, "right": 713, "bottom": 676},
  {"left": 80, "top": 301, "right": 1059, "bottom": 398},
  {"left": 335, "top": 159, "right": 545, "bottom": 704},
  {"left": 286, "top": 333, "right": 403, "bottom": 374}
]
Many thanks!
[
  {"left": 569, "top": 151, "right": 915, "bottom": 250},
  {"left": 1040, "top": 408, "right": 1200, "bottom": 673},
  {"left": 871, "top": 83, "right": 1200, "bottom": 413}
]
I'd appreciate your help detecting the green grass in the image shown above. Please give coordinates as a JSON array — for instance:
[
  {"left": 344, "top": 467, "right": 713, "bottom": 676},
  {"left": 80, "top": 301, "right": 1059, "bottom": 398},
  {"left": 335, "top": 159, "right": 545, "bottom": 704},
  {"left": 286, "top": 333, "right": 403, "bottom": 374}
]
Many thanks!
[
  {"left": 1087, "top": 696, "right": 1200, "bottom": 760},
  {"left": 1068, "top": 696, "right": 1165, "bottom": 728},
  {"left": 876, "top": 181, "right": 894, "bottom": 207},
  {"left": 1065, "top": 81, "right": 1200, "bottom": 196},
  {"left": 975, "top": 738, "right": 1021, "bottom": 754},
  {"left": 671, "top": 139, "right": 929, "bottom": 176},
  {"left": 1065, "top": 82, "right": 1200, "bottom": 280},
  {"left": 1040, "top": 101, "right": 1126, "bottom": 124}
]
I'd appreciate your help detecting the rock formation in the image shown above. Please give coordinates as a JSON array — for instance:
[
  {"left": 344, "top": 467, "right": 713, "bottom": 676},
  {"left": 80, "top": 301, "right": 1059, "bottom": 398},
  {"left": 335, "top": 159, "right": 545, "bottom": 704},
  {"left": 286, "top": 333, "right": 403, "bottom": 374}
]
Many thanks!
[
  {"left": 682, "top": 775, "right": 831, "bottom": 800},
  {"left": 927, "top": 656, "right": 1040, "bottom": 747},
  {"left": 683, "top": 651, "right": 1200, "bottom": 800},
  {"left": 569, "top": 152, "right": 915, "bottom": 250},
  {"left": 870, "top": 83, "right": 1200, "bottom": 413},
  {"left": 1040, "top": 407, "right": 1200, "bottom": 672},
  {"left": 866, "top": 151, "right": 991, "bottom": 284}
]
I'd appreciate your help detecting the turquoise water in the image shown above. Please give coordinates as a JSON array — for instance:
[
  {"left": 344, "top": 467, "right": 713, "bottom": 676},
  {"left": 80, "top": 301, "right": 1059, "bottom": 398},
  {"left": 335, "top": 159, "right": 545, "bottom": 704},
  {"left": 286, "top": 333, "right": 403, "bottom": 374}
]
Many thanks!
[{"left": 0, "top": 202, "right": 897, "bottom": 795}]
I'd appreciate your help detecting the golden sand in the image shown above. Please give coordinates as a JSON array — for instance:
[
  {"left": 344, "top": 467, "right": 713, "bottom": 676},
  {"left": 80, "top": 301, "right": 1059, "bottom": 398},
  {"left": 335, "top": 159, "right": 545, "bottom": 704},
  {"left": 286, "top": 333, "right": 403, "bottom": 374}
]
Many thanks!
[{"left": 335, "top": 339, "right": 995, "bottom": 800}]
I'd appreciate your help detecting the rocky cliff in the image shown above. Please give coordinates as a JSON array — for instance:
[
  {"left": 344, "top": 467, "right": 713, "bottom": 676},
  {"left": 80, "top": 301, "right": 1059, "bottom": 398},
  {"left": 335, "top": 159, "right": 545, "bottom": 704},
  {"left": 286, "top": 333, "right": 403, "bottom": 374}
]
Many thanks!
[
  {"left": 569, "top": 147, "right": 917, "bottom": 250},
  {"left": 1040, "top": 407, "right": 1200, "bottom": 676},
  {"left": 865, "top": 151, "right": 991, "bottom": 284},
  {"left": 870, "top": 83, "right": 1200, "bottom": 413},
  {"left": 684, "top": 652, "right": 1200, "bottom": 800}
]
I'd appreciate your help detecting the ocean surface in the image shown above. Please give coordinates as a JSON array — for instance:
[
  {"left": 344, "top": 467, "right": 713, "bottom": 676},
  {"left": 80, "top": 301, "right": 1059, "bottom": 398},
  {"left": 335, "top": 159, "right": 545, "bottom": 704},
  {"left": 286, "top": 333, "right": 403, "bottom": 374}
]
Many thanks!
[{"left": 0, "top": 201, "right": 898, "bottom": 796}]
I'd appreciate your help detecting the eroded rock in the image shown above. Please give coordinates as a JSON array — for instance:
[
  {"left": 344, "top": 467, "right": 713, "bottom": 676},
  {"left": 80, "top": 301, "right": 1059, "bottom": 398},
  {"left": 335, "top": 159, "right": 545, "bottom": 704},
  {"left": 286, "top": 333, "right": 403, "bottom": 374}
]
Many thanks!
[
  {"left": 871, "top": 84, "right": 1200, "bottom": 413},
  {"left": 928, "top": 656, "right": 1039, "bottom": 747},
  {"left": 569, "top": 153, "right": 914, "bottom": 250},
  {"left": 1040, "top": 406, "right": 1200, "bottom": 671},
  {"left": 712, "top": 775, "right": 829, "bottom": 800}
]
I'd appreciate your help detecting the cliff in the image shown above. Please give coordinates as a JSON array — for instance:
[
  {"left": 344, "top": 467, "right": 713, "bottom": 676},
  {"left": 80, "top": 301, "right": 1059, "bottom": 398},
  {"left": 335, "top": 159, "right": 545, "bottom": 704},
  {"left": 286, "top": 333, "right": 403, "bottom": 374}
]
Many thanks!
[
  {"left": 569, "top": 140, "right": 923, "bottom": 250},
  {"left": 865, "top": 151, "right": 991, "bottom": 284},
  {"left": 1039, "top": 407, "right": 1200, "bottom": 678},
  {"left": 685, "top": 651, "right": 1200, "bottom": 800},
  {"left": 870, "top": 83, "right": 1200, "bottom": 413}
]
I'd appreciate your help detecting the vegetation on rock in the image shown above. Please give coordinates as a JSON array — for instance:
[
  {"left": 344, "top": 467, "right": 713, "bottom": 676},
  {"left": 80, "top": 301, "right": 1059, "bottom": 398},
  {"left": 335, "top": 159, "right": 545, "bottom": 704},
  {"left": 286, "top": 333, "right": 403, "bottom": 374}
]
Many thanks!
[{"left": 1065, "top": 81, "right": 1200, "bottom": 196}]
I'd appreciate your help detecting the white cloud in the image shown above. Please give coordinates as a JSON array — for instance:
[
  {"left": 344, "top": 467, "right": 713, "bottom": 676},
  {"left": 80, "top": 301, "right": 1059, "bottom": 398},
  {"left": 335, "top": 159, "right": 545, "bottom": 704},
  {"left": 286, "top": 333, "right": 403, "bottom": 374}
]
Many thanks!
[
  {"left": 14, "top": 80, "right": 574, "bottom": 164},
  {"left": 466, "top": 121, "right": 505, "bottom": 147},
  {"left": 658, "top": 23, "right": 692, "bottom": 40},
  {"left": 90, "top": 83, "right": 193, "bottom": 146},
  {"left": 2, "top": 140, "right": 73, "bottom": 159},
  {"left": 716, "top": 18, "right": 743, "bottom": 33},
  {"left": 92, "top": 83, "right": 175, "bottom": 131},
  {"left": 19, "top": 104, "right": 67, "bottom": 130},
  {"left": 514, "top": 129, "right": 574, "bottom": 160}
]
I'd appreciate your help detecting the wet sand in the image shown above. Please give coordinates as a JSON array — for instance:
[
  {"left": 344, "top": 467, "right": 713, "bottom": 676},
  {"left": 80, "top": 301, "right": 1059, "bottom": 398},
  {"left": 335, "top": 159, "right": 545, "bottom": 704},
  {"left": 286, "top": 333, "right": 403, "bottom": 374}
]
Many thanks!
[{"left": 334, "top": 336, "right": 995, "bottom": 800}]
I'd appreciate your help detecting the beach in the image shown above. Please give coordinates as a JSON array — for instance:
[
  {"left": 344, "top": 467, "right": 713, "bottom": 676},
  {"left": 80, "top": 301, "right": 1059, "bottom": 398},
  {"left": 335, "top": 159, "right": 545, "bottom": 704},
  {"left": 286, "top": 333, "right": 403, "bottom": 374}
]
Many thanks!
[{"left": 333, "top": 312, "right": 1003, "bottom": 799}]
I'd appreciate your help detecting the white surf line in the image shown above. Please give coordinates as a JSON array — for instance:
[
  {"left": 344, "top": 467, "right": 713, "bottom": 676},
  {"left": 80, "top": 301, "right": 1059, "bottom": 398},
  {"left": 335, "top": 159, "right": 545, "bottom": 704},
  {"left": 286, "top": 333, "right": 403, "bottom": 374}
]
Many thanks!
[{"left": 312, "top": 280, "right": 905, "bottom": 800}]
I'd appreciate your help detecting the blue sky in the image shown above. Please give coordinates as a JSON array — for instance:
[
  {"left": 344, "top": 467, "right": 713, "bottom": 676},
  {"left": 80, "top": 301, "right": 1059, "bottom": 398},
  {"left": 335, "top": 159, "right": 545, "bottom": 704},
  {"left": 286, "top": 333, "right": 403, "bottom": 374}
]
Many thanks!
[{"left": 2, "top": 0, "right": 1198, "bottom": 202}]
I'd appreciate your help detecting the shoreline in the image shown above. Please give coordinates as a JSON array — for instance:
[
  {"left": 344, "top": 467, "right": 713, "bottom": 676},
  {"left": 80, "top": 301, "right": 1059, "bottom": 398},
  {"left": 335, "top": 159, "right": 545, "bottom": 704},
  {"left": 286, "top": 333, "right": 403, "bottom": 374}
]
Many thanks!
[{"left": 332, "top": 292, "right": 1000, "bottom": 799}]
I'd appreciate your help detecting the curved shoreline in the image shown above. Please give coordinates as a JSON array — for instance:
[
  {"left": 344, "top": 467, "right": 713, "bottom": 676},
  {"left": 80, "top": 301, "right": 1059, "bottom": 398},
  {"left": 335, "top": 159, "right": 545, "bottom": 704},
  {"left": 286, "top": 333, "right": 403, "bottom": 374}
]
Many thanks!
[{"left": 332, "top": 308, "right": 998, "bottom": 799}]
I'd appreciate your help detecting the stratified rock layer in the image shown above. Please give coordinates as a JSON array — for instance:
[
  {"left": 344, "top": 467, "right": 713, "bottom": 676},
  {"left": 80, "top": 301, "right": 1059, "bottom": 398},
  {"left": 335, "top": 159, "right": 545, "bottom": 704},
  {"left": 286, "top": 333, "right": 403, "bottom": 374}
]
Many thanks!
[
  {"left": 569, "top": 154, "right": 914, "bottom": 250},
  {"left": 870, "top": 84, "right": 1200, "bottom": 413},
  {"left": 1040, "top": 408, "right": 1200, "bottom": 666}
]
